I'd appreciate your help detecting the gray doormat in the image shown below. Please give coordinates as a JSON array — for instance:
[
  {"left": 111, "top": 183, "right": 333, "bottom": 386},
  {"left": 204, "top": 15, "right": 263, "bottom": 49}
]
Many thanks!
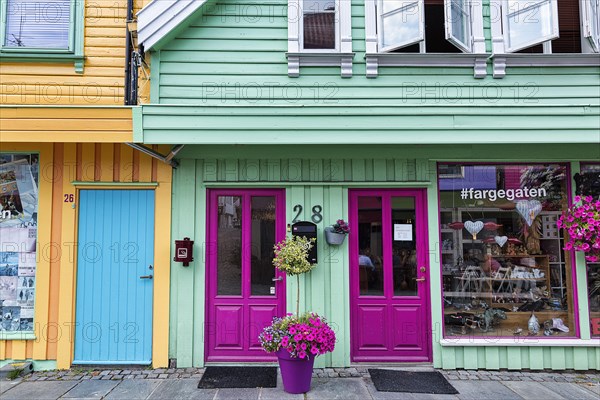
[
  {"left": 198, "top": 366, "right": 277, "bottom": 389},
  {"left": 369, "top": 369, "right": 459, "bottom": 394}
]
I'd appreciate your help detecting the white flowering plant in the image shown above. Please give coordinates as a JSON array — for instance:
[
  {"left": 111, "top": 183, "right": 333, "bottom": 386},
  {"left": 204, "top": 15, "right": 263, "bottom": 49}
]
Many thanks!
[{"left": 273, "top": 235, "right": 316, "bottom": 315}]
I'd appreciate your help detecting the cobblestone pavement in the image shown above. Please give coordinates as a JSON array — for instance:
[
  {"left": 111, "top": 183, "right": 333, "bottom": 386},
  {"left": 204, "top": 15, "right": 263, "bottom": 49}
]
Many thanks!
[{"left": 20, "top": 367, "right": 600, "bottom": 384}]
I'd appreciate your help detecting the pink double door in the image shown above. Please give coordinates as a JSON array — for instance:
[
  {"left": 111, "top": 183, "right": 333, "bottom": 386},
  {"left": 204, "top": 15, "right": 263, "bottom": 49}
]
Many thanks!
[
  {"left": 205, "top": 189, "right": 286, "bottom": 362},
  {"left": 349, "top": 189, "right": 432, "bottom": 362}
]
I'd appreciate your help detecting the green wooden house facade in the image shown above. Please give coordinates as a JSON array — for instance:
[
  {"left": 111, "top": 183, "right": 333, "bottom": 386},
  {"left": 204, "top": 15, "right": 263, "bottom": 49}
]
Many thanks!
[{"left": 135, "top": 0, "right": 600, "bottom": 370}]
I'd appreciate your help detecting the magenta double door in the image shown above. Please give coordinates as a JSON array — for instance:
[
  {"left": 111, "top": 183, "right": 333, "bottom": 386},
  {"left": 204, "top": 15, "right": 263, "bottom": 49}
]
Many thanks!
[
  {"left": 205, "top": 189, "right": 286, "bottom": 362},
  {"left": 349, "top": 189, "right": 432, "bottom": 362}
]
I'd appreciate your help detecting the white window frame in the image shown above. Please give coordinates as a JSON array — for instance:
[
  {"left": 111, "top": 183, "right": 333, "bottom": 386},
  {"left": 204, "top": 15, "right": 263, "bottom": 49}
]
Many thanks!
[
  {"left": 582, "top": 0, "right": 600, "bottom": 52},
  {"left": 287, "top": 0, "right": 353, "bottom": 77},
  {"left": 445, "top": 0, "right": 473, "bottom": 53},
  {"left": 377, "top": 0, "right": 425, "bottom": 52},
  {"left": 501, "top": 0, "right": 559, "bottom": 53}
]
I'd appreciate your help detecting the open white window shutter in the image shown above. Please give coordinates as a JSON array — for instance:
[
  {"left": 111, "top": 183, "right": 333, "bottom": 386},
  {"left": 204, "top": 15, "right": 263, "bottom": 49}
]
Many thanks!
[
  {"left": 377, "top": 0, "right": 424, "bottom": 52},
  {"left": 582, "top": 0, "right": 600, "bottom": 52},
  {"left": 445, "top": 0, "right": 472, "bottom": 52},
  {"left": 501, "top": 0, "right": 559, "bottom": 53}
]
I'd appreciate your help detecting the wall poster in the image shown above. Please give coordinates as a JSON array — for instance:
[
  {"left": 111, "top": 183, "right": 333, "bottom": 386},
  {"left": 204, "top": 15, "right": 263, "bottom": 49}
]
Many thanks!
[{"left": 0, "top": 153, "right": 38, "bottom": 332}]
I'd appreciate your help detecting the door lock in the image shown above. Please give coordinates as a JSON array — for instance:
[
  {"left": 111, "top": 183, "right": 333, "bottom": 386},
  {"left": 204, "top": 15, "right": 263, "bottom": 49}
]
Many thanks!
[
  {"left": 140, "top": 275, "right": 153, "bottom": 279},
  {"left": 420, "top": 266, "right": 426, "bottom": 273}
]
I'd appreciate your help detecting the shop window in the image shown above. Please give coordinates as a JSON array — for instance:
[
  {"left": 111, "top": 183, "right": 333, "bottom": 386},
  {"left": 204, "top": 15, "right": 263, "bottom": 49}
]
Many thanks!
[
  {"left": 579, "top": 163, "right": 600, "bottom": 337},
  {"left": 0, "top": 153, "right": 39, "bottom": 333},
  {"left": 438, "top": 163, "right": 576, "bottom": 338},
  {"left": 369, "top": 0, "right": 485, "bottom": 53},
  {"left": 495, "top": 0, "right": 600, "bottom": 54}
]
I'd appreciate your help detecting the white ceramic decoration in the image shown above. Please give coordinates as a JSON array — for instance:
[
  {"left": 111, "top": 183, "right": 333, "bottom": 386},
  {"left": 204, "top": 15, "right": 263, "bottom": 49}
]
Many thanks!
[
  {"left": 528, "top": 312, "right": 540, "bottom": 335},
  {"left": 494, "top": 235, "right": 508, "bottom": 247},
  {"left": 516, "top": 200, "right": 542, "bottom": 226},
  {"left": 464, "top": 221, "right": 484, "bottom": 240}
]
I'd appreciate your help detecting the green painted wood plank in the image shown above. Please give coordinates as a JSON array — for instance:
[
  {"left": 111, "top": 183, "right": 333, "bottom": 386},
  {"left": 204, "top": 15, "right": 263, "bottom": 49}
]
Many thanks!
[
  {"left": 551, "top": 347, "right": 566, "bottom": 370},
  {"left": 311, "top": 186, "right": 326, "bottom": 369},
  {"left": 484, "top": 347, "right": 500, "bottom": 370},
  {"left": 192, "top": 163, "right": 207, "bottom": 367},
  {"left": 175, "top": 159, "right": 197, "bottom": 367},
  {"left": 224, "top": 159, "right": 237, "bottom": 181},
  {"left": 507, "top": 347, "right": 522, "bottom": 370},
  {"left": 463, "top": 347, "right": 478, "bottom": 370},
  {"left": 310, "top": 160, "right": 323, "bottom": 182},
  {"left": 441, "top": 346, "right": 456, "bottom": 369},
  {"left": 373, "top": 159, "right": 387, "bottom": 181},
  {"left": 351, "top": 159, "right": 365, "bottom": 182},
  {"left": 288, "top": 159, "right": 302, "bottom": 182},
  {"left": 245, "top": 159, "right": 261, "bottom": 181},
  {"left": 529, "top": 347, "right": 544, "bottom": 370},
  {"left": 203, "top": 159, "right": 217, "bottom": 181}
]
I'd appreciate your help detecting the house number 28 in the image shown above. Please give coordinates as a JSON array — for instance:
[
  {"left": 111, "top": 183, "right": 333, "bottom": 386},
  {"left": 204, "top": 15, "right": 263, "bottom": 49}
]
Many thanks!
[{"left": 292, "top": 204, "right": 323, "bottom": 224}]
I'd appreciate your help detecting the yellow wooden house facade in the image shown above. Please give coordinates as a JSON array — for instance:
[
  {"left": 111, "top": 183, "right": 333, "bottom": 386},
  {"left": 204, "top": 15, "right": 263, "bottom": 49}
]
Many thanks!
[{"left": 0, "top": 0, "right": 172, "bottom": 370}]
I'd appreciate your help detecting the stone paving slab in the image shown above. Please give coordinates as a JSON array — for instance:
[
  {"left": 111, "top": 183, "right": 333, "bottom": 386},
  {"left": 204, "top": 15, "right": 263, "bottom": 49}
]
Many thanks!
[
  {"left": 147, "top": 379, "right": 216, "bottom": 400},
  {"left": 578, "top": 383, "right": 600, "bottom": 396},
  {"left": 450, "top": 381, "right": 524, "bottom": 400},
  {"left": 104, "top": 379, "right": 162, "bottom": 400},
  {"left": 61, "top": 380, "right": 119, "bottom": 398},
  {"left": 0, "top": 381, "right": 77, "bottom": 400},
  {"left": 540, "top": 382, "right": 600, "bottom": 400},
  {"left": 214, "top": 388, "right": 259, "bottom": 400},
  {"left": 306, "top": 378, "right": 373, "bottom": 400},
  {"left": 502, "top": 381, "right": 566, "bottom": 400},
  {"left": 258, "top": 374, "right": 303, "bottom": 400},
  {"left": 0, "top": 379, "right": 22, "bottom": 396}
]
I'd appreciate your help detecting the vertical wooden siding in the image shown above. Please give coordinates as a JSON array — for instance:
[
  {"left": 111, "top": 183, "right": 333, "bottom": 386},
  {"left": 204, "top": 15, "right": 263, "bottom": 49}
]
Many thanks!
[
  {"left": 0, "top": 0, "right": 151, "bottom": 105},
  {"left": 0, "top": 143, "right": 172, "bottom": 369}
]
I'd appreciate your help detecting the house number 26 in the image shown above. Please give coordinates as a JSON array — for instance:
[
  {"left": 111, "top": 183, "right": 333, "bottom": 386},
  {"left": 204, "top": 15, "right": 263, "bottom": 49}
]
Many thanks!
[{"left": 292, "top": 204, "right": 322, "bottom": 224}]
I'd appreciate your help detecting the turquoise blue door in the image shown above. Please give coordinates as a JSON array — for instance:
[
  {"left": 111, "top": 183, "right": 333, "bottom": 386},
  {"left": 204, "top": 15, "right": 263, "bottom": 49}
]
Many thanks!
[{"left": 74, "top": 190, "right": 155, "bottom": 365}]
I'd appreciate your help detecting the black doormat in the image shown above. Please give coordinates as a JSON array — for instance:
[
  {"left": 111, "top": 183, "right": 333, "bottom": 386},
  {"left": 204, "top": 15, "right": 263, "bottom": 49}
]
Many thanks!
[
  {"left": 369, "top": 369, "right": 458, "bottom": 394},
  {"left": 198, "top": 366, "right": 277, "bottom": 389}
]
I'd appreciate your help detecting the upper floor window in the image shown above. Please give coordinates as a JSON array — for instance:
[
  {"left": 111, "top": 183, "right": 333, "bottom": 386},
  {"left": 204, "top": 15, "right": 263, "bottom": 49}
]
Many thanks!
[
  {"left": 3, "top": 0, "right": 71, "bottom": 50},
  {"left": 288, "top": 0, "right": 352, "bottom": 53},
  {"left": 494, "top": 0, "right": 600, "bottom": 53},
  {"left": 302, "top": 0, "right": 337, "bottom": 50},
  {"left": 369, "top": 0, "right": 485, "bottom": 53},
  {"left": 0, "top": 0, "right": 84, "bottom": 72}
]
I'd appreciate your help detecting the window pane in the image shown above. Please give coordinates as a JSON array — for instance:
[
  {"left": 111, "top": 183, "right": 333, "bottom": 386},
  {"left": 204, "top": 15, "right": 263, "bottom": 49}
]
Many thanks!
[
  {"left": 251, "top": 196, "right": 277, "bottom": 296},
  {"left": 506, "top": 0, "right": 555, "bottom": 51},
  {"left": 391, "top": 196, "right": 417, "bottom": 296},
  {"left": 357, "top": 196, "right": 384, "bottom": 296},
  {"left": 303, "top": 0, "right": 336, "bottom": 49},
  {"left": 5, "top": 0, "right": 71, "bottom": 49},
  {"left": 217, "top": 196, "right": 242, "bottom": 295},
  {"left": 381, "top": 1, "right": 422, "bottom": 49},
  {"left": 439, "top": 164, "right": 574, "bottom": 338},
  {"left": 581, "top": 163, "right": 600, "bottom": 337},
  {"left": 448, "top": 0, "right": 470, "bottom": 51}
]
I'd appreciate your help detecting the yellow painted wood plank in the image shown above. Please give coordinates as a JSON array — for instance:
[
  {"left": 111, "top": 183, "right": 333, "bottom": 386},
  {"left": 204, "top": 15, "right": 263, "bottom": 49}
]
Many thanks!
[
  {"left": 1, "top": 107, "right": 132, "bottom": 119},
  {"left": 152, "top": 161, "right": 172, "bottom": 368},
  {"left": 120, "top": 145, "right": 134, "bottom": 182},
  {"left": 3, "top": 119, "right": 131, "bottom": 131},
  {"left": 138, "top": 153, "right": 152, "bottom": 182},
  {"left": 81, "top": 144, "right": 96, "bottom": 182},
  {"left": 1, "top": 132, "right": 132, "bottom": 143},
  {"left": 0, "top": 95, "right": 122, "bottom": 105},
  {"left": 99, "top": 143, "right": 115, "bottom": 182},
  {"left": 56, "top": 144, "right": 77, "bottom": 369},
  {"left": 31, "top": 144, "right": 54, "bottom": 360},
  {"left": 0, "top": 341, "right": 5, "bottom": 359},
  {"left": 11, "top": 341, "right": 26, "bottom": 360}
]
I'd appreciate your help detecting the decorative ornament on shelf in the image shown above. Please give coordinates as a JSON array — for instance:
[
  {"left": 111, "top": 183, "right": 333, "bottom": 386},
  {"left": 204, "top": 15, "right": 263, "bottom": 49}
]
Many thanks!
[
  {"left": 494, "top": 236, "right": 508, "bottom": 247},
  {"left": 464, "top": 220, "right": 484, "bottom": 240},
  {"left": 516, "top": 200, "right": 542, "bottom": 227},
  {"left": 324, "top": 219, "right": 349, "bottom": 245},
  {"left": 557, "top": 195, "right": 600, "bottom": 263},
  {"left": 448, "top": 221, "right": 464, "bottom": 230}
]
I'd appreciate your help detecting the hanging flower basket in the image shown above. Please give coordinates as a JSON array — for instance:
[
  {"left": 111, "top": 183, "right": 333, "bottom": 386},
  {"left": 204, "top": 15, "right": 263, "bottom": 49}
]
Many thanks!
[
  {"left": 324, "top": 219, "right": 349, "bottom": 245},
  {"left": 557, "top": 195, "right": 600, "bottom": 262}
]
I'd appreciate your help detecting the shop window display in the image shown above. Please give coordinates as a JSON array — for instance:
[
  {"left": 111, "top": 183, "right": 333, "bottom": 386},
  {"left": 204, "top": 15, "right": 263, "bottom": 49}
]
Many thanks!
[
  {"left": 439, "top": 163, "right": 575, "bottom": 338},
  {"left": 0, "top": 153, "right": 38, "bottom": 332},
  {"left": 578, "top": 163, "right": 600, "bottom": 337}
]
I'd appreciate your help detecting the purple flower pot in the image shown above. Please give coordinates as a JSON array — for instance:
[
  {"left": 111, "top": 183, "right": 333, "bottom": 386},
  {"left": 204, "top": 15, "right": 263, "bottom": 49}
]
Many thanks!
[{"left": 276, "top": 349, "right": 315, "bottom": 394}]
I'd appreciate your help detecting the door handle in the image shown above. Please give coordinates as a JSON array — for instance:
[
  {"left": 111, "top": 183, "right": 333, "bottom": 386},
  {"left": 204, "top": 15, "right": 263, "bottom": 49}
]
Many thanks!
[
  {"left": 413, "top": 277, "right": 426, "bottom": 282},
  {"left": 140, "top": 275, "right": 153, "bottom": 279},
  {"left": 272, "top": 277, "right": 283, "bottom": 282}
]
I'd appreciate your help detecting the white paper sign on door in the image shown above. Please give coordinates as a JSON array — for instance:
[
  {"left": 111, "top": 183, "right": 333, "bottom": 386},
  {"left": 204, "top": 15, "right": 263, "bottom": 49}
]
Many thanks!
[{"left": 394, "top": 224, "right": 413, "bottom": 241}]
